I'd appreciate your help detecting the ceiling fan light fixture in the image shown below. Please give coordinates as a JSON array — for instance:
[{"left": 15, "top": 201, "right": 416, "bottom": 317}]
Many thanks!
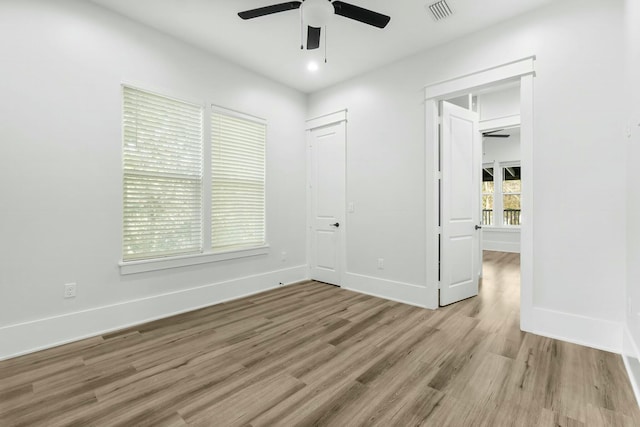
[
  {"left": 307, "top": 60, "right": 319, "bottom": 72},
  {"left": 302, "top": 0, "right": 333, "bottom": 28}
]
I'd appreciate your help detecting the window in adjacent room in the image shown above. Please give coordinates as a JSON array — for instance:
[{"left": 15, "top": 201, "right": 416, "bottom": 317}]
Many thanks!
[
  {"left": 482, "top": 166, "right": 494, "bottom": 226},
  {"left": 502, "top": 165, "right": 521, "bottom": 226}
]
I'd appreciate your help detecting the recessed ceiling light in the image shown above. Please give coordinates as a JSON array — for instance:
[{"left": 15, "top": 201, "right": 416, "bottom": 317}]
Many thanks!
[{"left": 307, "top": 61, "right": 319, "bottom": 72}]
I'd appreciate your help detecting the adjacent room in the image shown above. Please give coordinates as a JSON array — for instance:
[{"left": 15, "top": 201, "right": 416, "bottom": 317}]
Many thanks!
[{"left": 1, "top": 0, "right": 640, "bottom": 425}]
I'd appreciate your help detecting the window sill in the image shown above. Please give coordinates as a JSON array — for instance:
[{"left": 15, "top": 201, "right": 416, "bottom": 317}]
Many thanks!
[
  {"left": 119, "top": 245, "right": 270, "bottom": 275},
  {"left": 482, "top": 226, "right": 521, "bottom": 233}
]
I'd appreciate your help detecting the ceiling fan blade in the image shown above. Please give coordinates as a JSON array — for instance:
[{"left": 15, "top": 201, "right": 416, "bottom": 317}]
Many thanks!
[
  {"left": 238, "top": 2, "right": 302, "bottom": 20},
  {"left": 307, "top": 26, "right": 321, "bottom": 50},
  {"left": 332, "top": 1, "right": 391, "bottom": 28},
  {"left": 483, "top": 134, "right": 510, "bottom": 138}
]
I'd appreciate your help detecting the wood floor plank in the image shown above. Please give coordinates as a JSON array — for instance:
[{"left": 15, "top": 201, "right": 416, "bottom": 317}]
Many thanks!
[
  {"left": 1, "top": 253, "right": 638, "bottom": 426},
  {"left": 183, "top": 374, "right": 306, "bottom": 426}
]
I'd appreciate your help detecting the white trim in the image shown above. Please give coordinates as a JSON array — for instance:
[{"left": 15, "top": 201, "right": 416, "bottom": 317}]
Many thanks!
[
  {"left": 500, "top": 160, "right": 521, "bottom": 168},
  {"left": 482, "top": 226, "right": 520, "bottom": 233},
  {"left": 482, "top": 240, "right": 520, "bottom": 253},
  {"left": 0, "top": 265, "right": 308, "bottom": 361},
  {"left": 424, "top": 56, "right": 536, "bottom": 100},
  {"left": 211, "top": 104, "right": 266, "bottom": 125},
  {"left": 305, "top": 109, "right": 347, "bottom": 130},
  {"left": 343, "top": 273, "right": 427, "bottom": 309},
  {"left": 519, "top": 74, "right": 534, "bottom": 331},
  {"left": 119, "top": 245, "right": 270, "bottom": 275},
  {"left": 479, "top": 115, "right": 521, "bottom": 132},
  {"left": 121, "top": 81, "right": 206, "bottom": 108},
  {"left": 528, "top": 307, "right": 622, "bottom": 353},
  {"left": 622, "top": 327, "right": 640, "bottom": 407},
  {"left": 306, "top": 129, "right": 313, "bottom": 281},
  {"left": 424, "top": 99, "right": 440, "bottom": 310}
]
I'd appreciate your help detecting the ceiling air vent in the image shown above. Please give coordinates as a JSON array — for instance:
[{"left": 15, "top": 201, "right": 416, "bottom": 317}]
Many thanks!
[{"left": 427, "top": 0, "right": 453, "bottom": 21}]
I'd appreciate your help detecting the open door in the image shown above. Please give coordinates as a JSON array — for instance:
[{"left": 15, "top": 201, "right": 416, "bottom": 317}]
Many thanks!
[
  {"left": 439, "top": 101, "right": 481, "bottom": 306},
  {"left": 308, "top": 120, "right": 346, "bottom": 286}
]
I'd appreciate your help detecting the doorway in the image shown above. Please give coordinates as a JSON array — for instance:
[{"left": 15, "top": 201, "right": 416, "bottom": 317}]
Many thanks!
[
  {"left": 481, "top": 127, "right": 522, "bottom": 255},
  {"left": 424, "top": 56, "right": 535, "bottom": 332},
  {"left": 306, "top": 111, "right": 347, "bottom": 286}
]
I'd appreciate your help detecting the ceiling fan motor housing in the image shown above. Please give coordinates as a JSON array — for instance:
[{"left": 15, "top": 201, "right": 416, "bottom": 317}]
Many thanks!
[{"left": 303, "top": 0, "right": 333, "bottom": 27}]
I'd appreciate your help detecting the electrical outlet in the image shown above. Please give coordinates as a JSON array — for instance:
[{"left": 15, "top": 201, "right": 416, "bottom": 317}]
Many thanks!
[
  {"left": 348, "top": 202, "right": 355, "bottom": 213},
  {"left": 281, "top": 251, "right": 287, "bottom": 262},
  {"left": 377, "top": 258, "right": 384, "bottom": 269},
  {"left": 64, "top": 283, "right": 77, "bottom": 299}
]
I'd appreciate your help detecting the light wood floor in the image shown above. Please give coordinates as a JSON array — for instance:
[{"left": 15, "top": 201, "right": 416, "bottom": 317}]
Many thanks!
[{"left": 1, "top": 251, "right": 638, "bottom": 426}]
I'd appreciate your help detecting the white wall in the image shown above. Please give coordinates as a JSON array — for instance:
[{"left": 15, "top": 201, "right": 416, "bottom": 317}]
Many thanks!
[
  {"left": 478, "top": 85, "right": 520, "bottom": 122},
  {"left": 0, "top": 0, "right": 307, "bottom": 359},
  {"left": 623, "top": 0, "right": 640, "bottom": 401},
  {"left": 482, "top": 229, "right": 521, "bottom": 253},
  {"left": 483, "top": 130, "right": 521, "bottom": 163},
  {"left": 308, "top": 0, "right": 626, "bottom": 350}
]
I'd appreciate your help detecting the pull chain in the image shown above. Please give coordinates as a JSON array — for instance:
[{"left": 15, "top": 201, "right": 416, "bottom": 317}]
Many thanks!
[
  {"left": 300, "top": 6, "right": 304, "bottom": 49},
  {"left": 324, "top": 25, "right": 327, "bottom": 63}
]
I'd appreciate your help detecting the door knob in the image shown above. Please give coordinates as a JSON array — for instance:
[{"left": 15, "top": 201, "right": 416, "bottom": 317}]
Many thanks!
[
  {"left": 475, "top": 225, "right": 482, "bottom": 230},
  {"left": 330, "top": 222, "right": 340, "bottom": 228}
]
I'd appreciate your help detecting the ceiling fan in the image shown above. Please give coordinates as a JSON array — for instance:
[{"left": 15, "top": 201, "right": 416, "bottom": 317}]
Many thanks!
[
  {"left": 482, "top": 129, "right": 510, "bottom": 138},
  {"left": 238, "top": 0, "right": 391, "bottom": 50}
]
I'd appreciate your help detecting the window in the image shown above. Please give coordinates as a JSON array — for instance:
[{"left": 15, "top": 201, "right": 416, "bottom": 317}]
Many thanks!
[
  {"left": 481, "top": 161, "right": 521, "bottom": 228},
  {"left": 211, "top": 109, "right": 266, "bottom": 251},
  {"left": 502, "top": 165, "right": 521, "bottom": 226},
  {"left": 482, "top": 167, "right": 494, "bottom": 226},
  {"left": 121, "top": 86, "right": 267, "bottom": 268},
  {"left": 122, "top": 86, "right": 203, "bottom": 261}
]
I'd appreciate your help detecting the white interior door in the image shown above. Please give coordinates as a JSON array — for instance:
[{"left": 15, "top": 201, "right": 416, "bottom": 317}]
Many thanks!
[
  {"left": 309, "top": 120, "right": 345, "bottom": 285},
  {"left": 440, "top": 101, "right": 481, "bottom": 306}
]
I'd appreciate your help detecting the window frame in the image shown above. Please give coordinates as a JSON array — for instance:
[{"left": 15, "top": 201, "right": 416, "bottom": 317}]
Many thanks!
[
  {"left": 501, "top": 161, "right": 521, "bottom": 227},
  {"left": 482, "top": 164, "right": 495, "bottom": 226},
  {"left": 119, "top": 85, "right": 269, "bottom": 275},
  {"left": 482, "top": 160, "right": 521, "bottom": 230}
]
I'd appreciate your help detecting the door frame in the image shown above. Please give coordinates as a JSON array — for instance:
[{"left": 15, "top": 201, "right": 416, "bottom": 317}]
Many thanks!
[
  {"left": 306, "top": 109, "right": 348, "bottom": 286},
  {"left": 424, "top": 57, "right": 535, "bottom": 332}
]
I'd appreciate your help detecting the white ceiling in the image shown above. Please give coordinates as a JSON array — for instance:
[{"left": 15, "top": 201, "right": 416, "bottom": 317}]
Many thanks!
[{"left": 89, "top": 0, "right": 554, "bottom": 93}]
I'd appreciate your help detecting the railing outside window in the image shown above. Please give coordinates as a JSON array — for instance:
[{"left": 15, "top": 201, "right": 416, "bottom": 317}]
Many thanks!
[
  {"left": 482, "top": 209, "right": 493, "bottom": 226},
  {"left": 503, "top": 209, "right": 521, "bottom": 226},
  {"left": 482, "top": 209, "right": 521, "bottom": 226}
]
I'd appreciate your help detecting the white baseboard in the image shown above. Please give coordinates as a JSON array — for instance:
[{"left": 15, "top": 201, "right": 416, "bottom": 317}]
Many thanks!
[
  {"left": 524, "top": 307, "right": 622, "bottom": 354},
  {"left": 623, "top": 326, "right": 640, "bottom": 407},
  {"left": 0, "top": 265, "right": 308, "bottom": 361},
  {"left": 482, "top": 241, "right": 520, "bottom": 253},
  {"left": 343, "top": 272, "right": 428, "bottom": 309}
]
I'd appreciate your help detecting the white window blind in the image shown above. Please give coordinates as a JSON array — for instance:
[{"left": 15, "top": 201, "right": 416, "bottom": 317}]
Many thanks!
[
  {"left": 122, "top": 86, "right": 203, "bottom": 261},
  {"left": 211, "top": 109, "right": 266, "bottom": 251}
]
